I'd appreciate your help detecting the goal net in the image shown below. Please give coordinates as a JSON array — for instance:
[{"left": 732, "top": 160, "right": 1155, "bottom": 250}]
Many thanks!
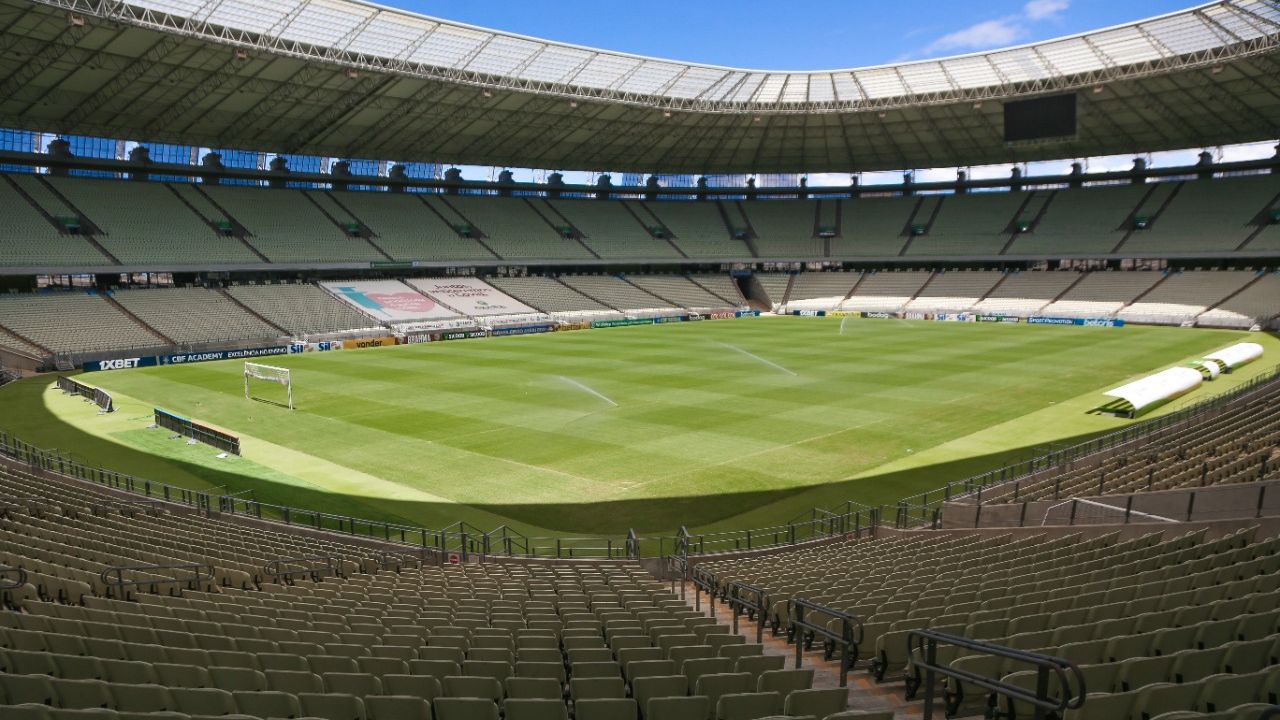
[{"left": 244, "top": 362, "right": 294, "bottom": 410}]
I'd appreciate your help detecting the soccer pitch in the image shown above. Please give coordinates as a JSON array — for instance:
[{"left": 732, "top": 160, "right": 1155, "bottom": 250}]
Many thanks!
[{"left": 4, "top": 317, "right": 1274, "bottom": 537}]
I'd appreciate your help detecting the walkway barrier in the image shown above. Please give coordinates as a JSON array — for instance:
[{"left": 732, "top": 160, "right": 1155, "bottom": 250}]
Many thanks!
[
  {"left": 791, "top": 598, "right": 863, "bottom": 687},
  {"left": 101, "top": 563, "right": 216, "bottom": 594},
  {"left": 727, "top": 581, "right": 769, "bottom": 643},
  {"left": 907, "top": 629, "right": 1085, "bottom": 720},
  {"left": 263, "top": 555, "right": 343, "bottom": 583}
]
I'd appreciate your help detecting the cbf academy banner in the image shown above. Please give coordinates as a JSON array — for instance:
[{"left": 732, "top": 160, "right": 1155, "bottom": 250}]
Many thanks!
[{"left": 82, "top": 345, "right": 290, "bottom": 372}]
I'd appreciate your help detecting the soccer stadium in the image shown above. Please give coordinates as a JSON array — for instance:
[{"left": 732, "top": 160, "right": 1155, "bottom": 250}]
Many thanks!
[{"left": 0, "top": 0, "right": 1279, "bottom": 717}]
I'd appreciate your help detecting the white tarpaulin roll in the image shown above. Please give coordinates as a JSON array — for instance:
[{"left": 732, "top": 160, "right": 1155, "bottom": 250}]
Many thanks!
[
  {"left": 1204, "top": 342, "right": 1264, "bottom": 370},
  {"left": 1104, "top": 366, "right": 1203, "bottom": 415}
]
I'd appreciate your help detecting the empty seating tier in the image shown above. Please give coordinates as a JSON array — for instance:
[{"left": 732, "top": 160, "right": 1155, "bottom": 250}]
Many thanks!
[
  {"left": 1119, "top": 271, "right": 1257, "bottom": 325},
  {"left": 224, "top": 284, "right": 380, "bottom": 337},
  {"left": 443, "top": 196, "right": 593, "bottom": 260},
  {"left": 547, "top": 200, "right": 681, "bottom": 259},
  {"left": 48, "top": 178, "right": 259, "bottom": 266},
  {"left": 842, "top": 271, "right": 932, "bottom": 312},
  {"left": 328, "top": 192, "right": 496, "bottom": 262},
  {"left": 203, "top": 186, "right": 386, "bottom": 264},
  {"left": 0, "top": 294, "right": 159, "bottom": 356},
  {"left": 557, "top": 276, "right": 675, "bottom": 312},
  {"left": 0, "top": 176, "right": 106, "bottom": 267},
  {"left": 907, "top": 193, "right": 1024, "bottom": 256},
  {"left": 485, "top": 277, "right": 615, "bottom": 316},
  {"left": 1006, "top": 184, "right": 1147, "bottom": 256},
  {"left": 625, "top": 276, "right": 733, "bottom": 310},
  {"left": 111, "top": 288, "right": 282, "bottom": 346},
  {"left": 641, "top": 202, "right": 749, "bottom": 258},
  {"left": 971, "top": 272, "right": 1082, "bottom": 317},
  {"left": 0, "top": 457, "right": 757, "bottom": 720},
  {"left": 1199, "top": 272, "right": 1280, "bottom": 328},
  {"left": 1040, "top": 271, "right": 1163, "bottom": 319},
  {"left": 742, "top": 202, "right": 823, "bottom": 258}
]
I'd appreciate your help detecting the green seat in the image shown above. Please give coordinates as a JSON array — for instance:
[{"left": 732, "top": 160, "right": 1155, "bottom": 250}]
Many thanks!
[
  {"left": 694, "top": 673, "right": 752, "bottom": 716},
  {"left": 299, "top": 692, "right": 366, "bottom": 720},
  {"left": 383, "top": 675, "right": 441, "bottom": 703},
  {"left": 574, "top": 698, "right": 637, "bottom": 720},
  {"left": 421, "top": 648, "right": 467, "bottom": 665},
  {"left": 409, "top": 660, "right": 461, "bottom": 681},
  {"left": 733, "top": 655, "right": 785, "bottom": 686},
  {"left": 1118, "top": 656, "right": 1174, "bottom": 692},
  {"left": 632, "top": 676, "right": 688, "bottom": 719},
  {"left": 716, "top": 691, "right": 781, "bottom": 720},
  {"left": 505, "top": 677, "right": 561, "bottom": 700},
  {"left": 443, "top": 676, "right": 502, "bottom": 703},
  {"left": 570, "top": 677, "right": 625, "bottom": 701},
  {"left": 516, "top": 662, "right": 566, "bottom": 684},
  {"left": 108, "top": 682, "right": 175, "bottom": 713},
  {"left": 503, "top": 698, "right": 567, "bottom": 720},
  {"left": 645, "top": 695, "right": 709, "bottom": 720},
  {"left": 170, "top": 688, "right": 236, "bottom": 716},
  {"left": 1198, "top": 671, "right": 1265, "bottom": 713},
  {"left": 1223, "top": 638, "right": 1275, "bottom": 674},
  {"left": 231, "top": 690, "right": 301, "bottom": 718},
  {"left": 718, "top": 645, "right": 764, "bottom": 661},
  {"left": 1133, "top": 681, "right": 1204, "bottom": 720},
  {"left": 617, "top": 648, "right": 663, "bottom": 670},
  {"left": 625, "top": 660, "right": 676, "bottom": 683},
  {"left": 1172, "top": 648, "right": 1226, "bottom": 684},
  {"left": 567, "top": 649, "right": 613, "bottom": 665},
  {"left": 364, "top": 695, "right": 431, "bottom": 720},
  {"left": 669, "top": 646, "right": 717, "bottom": 669},
  {"left": 683, "top": 657, "right": 734, "bottom": 687},
  {"left": 572, "top": 662, "right": 622, "bottom": 679},
  {"left": 783, "top": 688, "right": 846, "bottom": 719},
  {"left": 266, "top": 670, "right": 324, "bottom": 694},
  {"left": 756, "top": 669, "right": 813, "bottom": 699},
  {"left": 325, "top": 672, "right": 383, "bottom": 698},
  {"left": 52, "top": 679, "right": 112, "bottom": 709},
  {"left": 433, "top": 697, "right": 499, "bottom": 720}
]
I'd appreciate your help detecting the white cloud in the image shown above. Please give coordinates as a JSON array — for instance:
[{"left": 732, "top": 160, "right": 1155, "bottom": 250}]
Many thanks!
[
  {"left": 915, "top": 0, "right": 1069, "bottom": 58},
  {"left": 923, "top": 19, "right": 1025, "bottom": 54},
  {"left": 1024, "top": 0, "right": 1069, "bottom": 22}
]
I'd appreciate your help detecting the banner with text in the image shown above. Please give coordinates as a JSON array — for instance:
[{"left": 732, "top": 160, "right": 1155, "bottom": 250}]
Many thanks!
[{"left": 407, "top": 277, "right": 537, "bottom": 316}]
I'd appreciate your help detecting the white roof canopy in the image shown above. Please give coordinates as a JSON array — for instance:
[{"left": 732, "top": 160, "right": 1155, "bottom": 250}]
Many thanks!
[
  {"left": 1205, "top": 342, "right": 1265, "bottom": 369},
  {"left": 54, "top": 0, "right": 1280, "bottom": 111},
  {"left": 1104, "top": 366, "right": 1204, "bottom": 414}
]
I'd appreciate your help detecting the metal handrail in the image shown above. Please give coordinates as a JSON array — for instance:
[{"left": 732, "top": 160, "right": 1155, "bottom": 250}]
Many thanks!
[
  {"left": 263, "top": 555, "right": 342, "bottom": 582},
  {"left": 0, "top": 566, "right": 28, "bottom": 590},
  {"left": 907, "top": 629, "right": 1086, "bottom": 720},
  {"left": 101, "top": 563, "right": 215, "bottom": 589},
  {"left": 689, "top": 565, "right": 717, "bottom": 612},
  {"left": 90, "top": 499, "right": 165, "bottom": 516},
  {"left": 727, "top": 581, "right": 769, "bottom": 643},
  {"left": 791, "top": 597, "right": 864, "bottom": 687}
]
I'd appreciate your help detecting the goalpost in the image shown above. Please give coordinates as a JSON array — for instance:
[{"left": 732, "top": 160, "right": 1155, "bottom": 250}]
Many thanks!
[{"left": 245, "top": 362, "right": 294, "bottom": 410}]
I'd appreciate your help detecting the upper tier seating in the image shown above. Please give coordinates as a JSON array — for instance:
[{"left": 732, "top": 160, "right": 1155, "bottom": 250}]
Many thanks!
[
  {"left": 906, "top": 193, "right": 1024, "bottom": 256},
  {"left": 203, "top": 186, "right": 387, "bottom": 263},
  {"left": 328, "top": 192, "right": 497, "bottom": 261},
  {"left": 743, "top": 202, "right": 824, "bottom": 258},
  {"left": 971, "top": 271, "right": 1082, "bottom": 317},
  {"left": 625, "top": 276, "right": 733, "bottom": 310},
  {"left": 842, "top": 270, "right": 932, "bottom": 312},
  {"left": 642, "top": 202, "right": 750, "bottom": 258},
  {"left": 1123, "top": 175, "right": 1280, "bottom": 255},
  {"left": 786, "top": 272, "right": 861, "bottom": 309},
  {"left": 1198, "top": 272, "right": 1280, "bottom": 328},
  {"left": 833, "top": 197, "right": 913, "bottom": 256},
  {"left": 1039, "top": 271, "right": 1163, "bottom": 319},
  {"left": 443, "top": 196, "right": 594, "bottom": 260},
  {"left": 48, "top": 178, "right": 259, "bottom": 266},
  {"left": 1118, "top": 271, "right": 1257, "bottom": 325},
  {"left": 0, "top": 457, "right": 757, "bottom": 720},
  {"left": 485, "top": 277, "right": 616, "bottom": 317},
  {"left": 546, "top": 200, "right": 681, "bottom": 259},
  {"left": 1006, "top": 184, "right": 1148, "bottom": 256},
  {"left": 558, "top": 276, "right": 675, "bottom": 312},
  {"left": 111, "top": 288, "right": 282, "bottom": 346},
  {"left": 0, "top": 176, "right": 105, "bottom": 267},
  {"left": 904, "top": 270, "right": 1002, "bottom": 313},
  {"left": 224, "top": 284, "right": 380, "bottom": 336},
  {"left": 0, "top": 293, "right": 158, "bottom": 356}
]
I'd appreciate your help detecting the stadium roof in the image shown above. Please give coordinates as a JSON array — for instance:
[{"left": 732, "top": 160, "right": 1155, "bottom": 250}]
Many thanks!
[{"left": 2, "top": 0, "right": 1279, "bottom": 173}]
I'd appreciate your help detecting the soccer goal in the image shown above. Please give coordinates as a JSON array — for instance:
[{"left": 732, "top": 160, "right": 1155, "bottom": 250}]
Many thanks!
[{"left": 244, "top": 362, "right": 294, "bottom": 409}]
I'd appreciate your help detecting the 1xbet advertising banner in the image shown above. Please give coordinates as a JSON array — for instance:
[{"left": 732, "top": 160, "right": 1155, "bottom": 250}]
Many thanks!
[{"left": 83, "top": 345, "right": 290, "bottom": 372}]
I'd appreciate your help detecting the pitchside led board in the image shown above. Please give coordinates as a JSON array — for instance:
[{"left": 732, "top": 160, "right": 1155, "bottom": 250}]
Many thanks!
[{"left": 1004, "top": 93, "right": 1078, "bottom": 143}]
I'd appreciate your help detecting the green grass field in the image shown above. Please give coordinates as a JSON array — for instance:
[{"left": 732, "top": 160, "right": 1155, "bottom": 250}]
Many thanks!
[{"left": 1, "top": 317, "right": 1274, "bottom": 538}]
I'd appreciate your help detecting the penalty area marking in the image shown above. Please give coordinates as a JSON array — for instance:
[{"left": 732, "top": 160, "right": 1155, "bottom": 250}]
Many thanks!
[
  {"left": 714, "top": 341, "right": 797, "bottom": 377},
  {"left": 556, "top": 375, "right": 618, "bottom": 407}
]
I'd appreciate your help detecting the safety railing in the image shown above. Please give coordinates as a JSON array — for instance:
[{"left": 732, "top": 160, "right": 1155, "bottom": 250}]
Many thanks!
[
  {"left": 689, "top": 565, "right": 717, "bottom": 612},
  {"left": 90, "top": 499, "right": 166, "bottom": 517},
  {"left": 101, "top": 563, "right": 216, "bottom": 592},
  {"left": 263, "top": 556, "right": 343, "bottom": 583},
  {"left": 0, "top": 566, "right": 28, "bottom": 590},
  {"left": 666, "top": 555, "right": 689, "bottom": 598},
  {"left": 727, "top": 581, "right": 769, "bottom": 643},
  {"left": 791, "top": 598, "right": 863, "bottom": 687},
  {"left": 907, "top": 629, "right": 1086, "bottom": 720}
]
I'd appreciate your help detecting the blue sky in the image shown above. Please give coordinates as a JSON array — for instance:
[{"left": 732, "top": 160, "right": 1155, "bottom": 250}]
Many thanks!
[{"left": 389, "top": 0, "right": 1195, "bottom": 69}]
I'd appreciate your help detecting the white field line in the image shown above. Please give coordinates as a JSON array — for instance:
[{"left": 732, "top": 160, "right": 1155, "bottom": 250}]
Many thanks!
[
  {"left": 557, "top": 375, "right": 618, "bottom": 407},
  {"left": 715, "top": 342, "right": 797, "bottom": 376}
]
